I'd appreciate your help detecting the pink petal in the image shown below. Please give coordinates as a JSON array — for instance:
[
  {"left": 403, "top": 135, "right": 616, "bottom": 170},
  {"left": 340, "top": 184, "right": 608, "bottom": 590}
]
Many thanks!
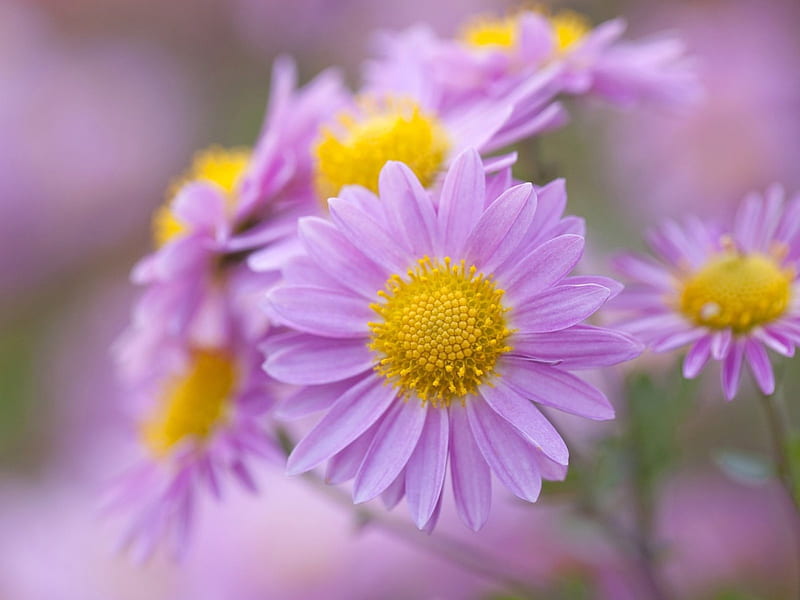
[
  {"left": 502, "top": 358, "right": 615, "bottom": 420},
  {"left": 277, "top": 379, "right": 356, "bottom": 420},
  {"left": 267, "top": 285, "right": 372, "bottom": 338},
  {"left": 449, "top": 404, "right": 491, "bottom": 531},
  {"left": 379, "top": 161, "right": 439, "bottom": 257},
  {"left": 463, "top": 183, "right": 536, "bottom": 273},
  {"left": 405, "top": 408, "right": 449, "bottom": 528},
  {"left": 287, "top": 375, "right": 396, "bottom": 475},
  {"left": 298, "top": 217, "right": 388, "bottom": 299},
  {"left": 325, "top": 421, "right": 378, "bottom": 484},
  {"left": 711, "top": 330, "right": 733, "bottom": 360},
  {"left": 466, "top": 400, "right": 543, "bottom": 502},
  {"left": 511, "top": 325, "right": 642, "bottom": 368},
  {"left": 353, "top": 400, "right": 427, "bottom": 503},
  {"left": 721, "top": 340, "right": 745, "bottom": 401},
  {"left": 503, "top": 234, "right": 584, "bottom": 301},
  {"left": 381, "top": 469, "right": 406, "bottom": 510},
  {"left": 744, "top": 339, "right": 775, "bottom": 396},
  {"left": 480, "top": 380, "right": 568, "bottom": 465},
  {"left": 265, "top": 334, "right": 374, "bottom": 385},
  {"left": 513, "top": 284, "right": 610, "bottom": 333},
  {"left": 328, "top": 197, "right": 409, "bottom": 274},
  {"left": 438, "top": 149, "right": 485, "bottom": 256},
  {"left": 683, "top": 335, "right": 712, "bottom": 379}
]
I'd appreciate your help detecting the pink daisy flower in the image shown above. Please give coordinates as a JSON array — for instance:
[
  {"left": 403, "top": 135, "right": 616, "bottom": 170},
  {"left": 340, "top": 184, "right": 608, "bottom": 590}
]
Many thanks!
[
  {"left": 263, "top": 149, "right": 641, "bottom": 531},
  {"left": 109, "top": 277, "right": 284, "bottom": 559},
  {"left": 131, "top": 57, "right": 346, "bottom": 342},
  {"left": 367, "top": 9, "right": 699, "bottom": 112},
  {"left": 613, "top": 185, "right": 800, "bottom": 400}
]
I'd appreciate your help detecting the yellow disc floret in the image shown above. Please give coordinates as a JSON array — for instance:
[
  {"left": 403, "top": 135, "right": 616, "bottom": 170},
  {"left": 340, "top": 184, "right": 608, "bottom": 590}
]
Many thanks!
[
  {"left": 313, "top": 97, "right": 450, "bottom": 200},
  {"left": 460, "top": 14, "right": 519, "bottom": 49},
  {"left": 550, "top": 10, "right": 590, "bottom": 52},
  {"left": 369, "top": 257, "right": 513, "bottom": 407},
  {"left": 151, "top": 146, "right": 251, "bottom": 247},
  {"left": 679, "top": 252, "right": 793, "bottom": 333},
  {"left": 142, "top": 349, "right": 238, "bottom": 456}
]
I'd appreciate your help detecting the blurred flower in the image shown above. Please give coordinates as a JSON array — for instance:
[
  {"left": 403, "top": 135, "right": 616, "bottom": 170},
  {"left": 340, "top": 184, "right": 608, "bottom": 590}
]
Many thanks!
[
  {"left": 313, "top": 48, "right": 566, "bottom": 200},
  {"left": 365, "top": 7, "right": 698, "bottom": 116},
  {"left": 613, "top": 185, "right": 800, "bottom": 400},
  {"left": 263, "top": 150, "right": 640, "bottom": 531}
]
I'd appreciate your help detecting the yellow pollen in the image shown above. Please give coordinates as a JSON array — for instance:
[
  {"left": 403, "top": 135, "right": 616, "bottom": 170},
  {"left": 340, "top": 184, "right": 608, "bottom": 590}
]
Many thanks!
[
  {"left": 679, "top": 252, "right": 793, "bottom": 333},
  {"left": 460, "top": 15, "right": 519, "bottom": 49},
  {"left": 151, "top": 146, "right": 251, "bottom": 247},
  {"left": 549, "top": 10, "right": 590, "bottom": 52},
  {"left": 368, "top": 257, "right": 513, "bottom": 407},
  {"left": 142, "top": 349, "right": 238, "bottom": 456},
  {"left": 313, "top": 96, "right": 450, "bottom": 200}
]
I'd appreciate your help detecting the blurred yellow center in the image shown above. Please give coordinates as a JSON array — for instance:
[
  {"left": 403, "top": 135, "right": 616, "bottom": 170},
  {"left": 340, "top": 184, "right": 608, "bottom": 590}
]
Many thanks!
[
  {"left": 313, "top": 97, "right": 450, "bottom": 200},
  {"left": 152, "top": 147, "right": 251, "bottom": 247},
  {"left": 550, "top": 11, "right": 590, "bottom": 52},
  {"left": 369, "top": 257, "right": 512, "bottom": 407},
  {"left": 459, "top": 10, "right": 589, "bottom": 53},
  {"left": 143, "top": 350, "right": 238, "bottom": 456},
  {"left": 679, "top": 253, "right": 792, "bottom": 333},
  {"left": 460, "top": 15, "right": 519, "bottom": 48}
]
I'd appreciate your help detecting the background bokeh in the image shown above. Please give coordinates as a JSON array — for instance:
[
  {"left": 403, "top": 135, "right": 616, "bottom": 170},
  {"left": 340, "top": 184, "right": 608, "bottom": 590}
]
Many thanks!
[{"left": 1, "top": 0, "right": 799, "bottom": 598}]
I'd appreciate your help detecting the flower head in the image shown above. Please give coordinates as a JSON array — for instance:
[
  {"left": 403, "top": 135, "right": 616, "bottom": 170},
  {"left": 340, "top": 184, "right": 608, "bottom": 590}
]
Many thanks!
[
  {"left": 613, "top": 185, "right": 800, "bottom": 400},
  {"left": 316, "top": 47, "right": 568, "bottom": 201},
  {"left": 109, "top": 286, "right": 282, "bottom": 559},
  {"left": 264, "top": 150, "right": 641, "bottom": 531},
  {"left": 367, "top": 9, "right": 699, "bottom": 112}
]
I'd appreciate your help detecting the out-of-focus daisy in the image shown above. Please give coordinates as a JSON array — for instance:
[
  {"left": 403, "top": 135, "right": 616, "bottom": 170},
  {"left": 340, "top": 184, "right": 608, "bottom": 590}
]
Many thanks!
[
  {"left": 264, "top": 149, "right": 641, "bottom": 531},
  {"left": 613, "top": 185, "right": 800, "bottom": 400},
  {"left": 132, "top": 57, "right": 346, "bottom": 341},
  {"left": 109, "top": 291, "right": 283, "bottom": 559},
  {"left": 312, "top": 54, "right": 567, "bottom": 201},
  {"left": 367, "top": 8, "right": 699, "bottom": 113}
]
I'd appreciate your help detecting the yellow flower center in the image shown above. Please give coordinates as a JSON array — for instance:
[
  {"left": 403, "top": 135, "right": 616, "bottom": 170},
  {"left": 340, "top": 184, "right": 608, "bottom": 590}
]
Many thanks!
[
  {"left": 368, "top": 257, "right": 513, "bottom": 407},
  {"left": 459, "top": 10, "right": 589, "bottom": 53},
  {"left": 152, "top": 147, "right": 251, "bottom": 247},
  {"left": 550, "top": 10, "right": 590, "bottom": 52},
  {"left": 313, "top": 97, "right": 450, "bottom": 200},
  {"left": 679, "top": 252, "right": 793, "bottom": 333},
  {"left": 142, "top": 350, "right": 238, "bottom": 456},
  {"left": 460, "top": 15, "right": 519, "bottom": 49}
]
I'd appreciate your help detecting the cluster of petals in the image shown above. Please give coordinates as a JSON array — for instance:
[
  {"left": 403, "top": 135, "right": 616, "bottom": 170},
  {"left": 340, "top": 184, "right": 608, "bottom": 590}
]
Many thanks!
[
  {"left": 366, "top": 10, "right": 700, "bottom": 113},
  {"left": 264, "top": 150, "right": 642, "bottom": 531},
  {"left": 109, "top": 57, "right": 346, "bottom": 555},
  {"left": 614, "top": 185, "right": 800, "bottom": 400}
]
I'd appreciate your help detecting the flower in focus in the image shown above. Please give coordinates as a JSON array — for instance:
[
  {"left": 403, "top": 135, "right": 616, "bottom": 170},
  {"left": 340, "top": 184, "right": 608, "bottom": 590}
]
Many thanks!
[
  {"left": 263, "top": 149, "right": 641, "bottom": 531},
  {"left": 613, "top": 185, "right": 800, "bottom": 400},
  {"left": 367, "top": 8, "right": 699, "bottom": 113}
]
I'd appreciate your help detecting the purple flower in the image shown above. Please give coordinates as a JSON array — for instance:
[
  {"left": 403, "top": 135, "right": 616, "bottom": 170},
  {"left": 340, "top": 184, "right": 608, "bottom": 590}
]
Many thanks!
[
  {"left": 263, "top": 149, "right": 641, "bottom": 531},
  {"left": 310, "top": 49, "right": 567, "bottom": 202},
  {"left": 613, "top": 185, "right": 800, "bottom": 400},
  {"left": 366, "top": 9, "right": 699, "bottom": 113},
  {"left": 109, "top": 281, "right": 283, "bottom": 559}
]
